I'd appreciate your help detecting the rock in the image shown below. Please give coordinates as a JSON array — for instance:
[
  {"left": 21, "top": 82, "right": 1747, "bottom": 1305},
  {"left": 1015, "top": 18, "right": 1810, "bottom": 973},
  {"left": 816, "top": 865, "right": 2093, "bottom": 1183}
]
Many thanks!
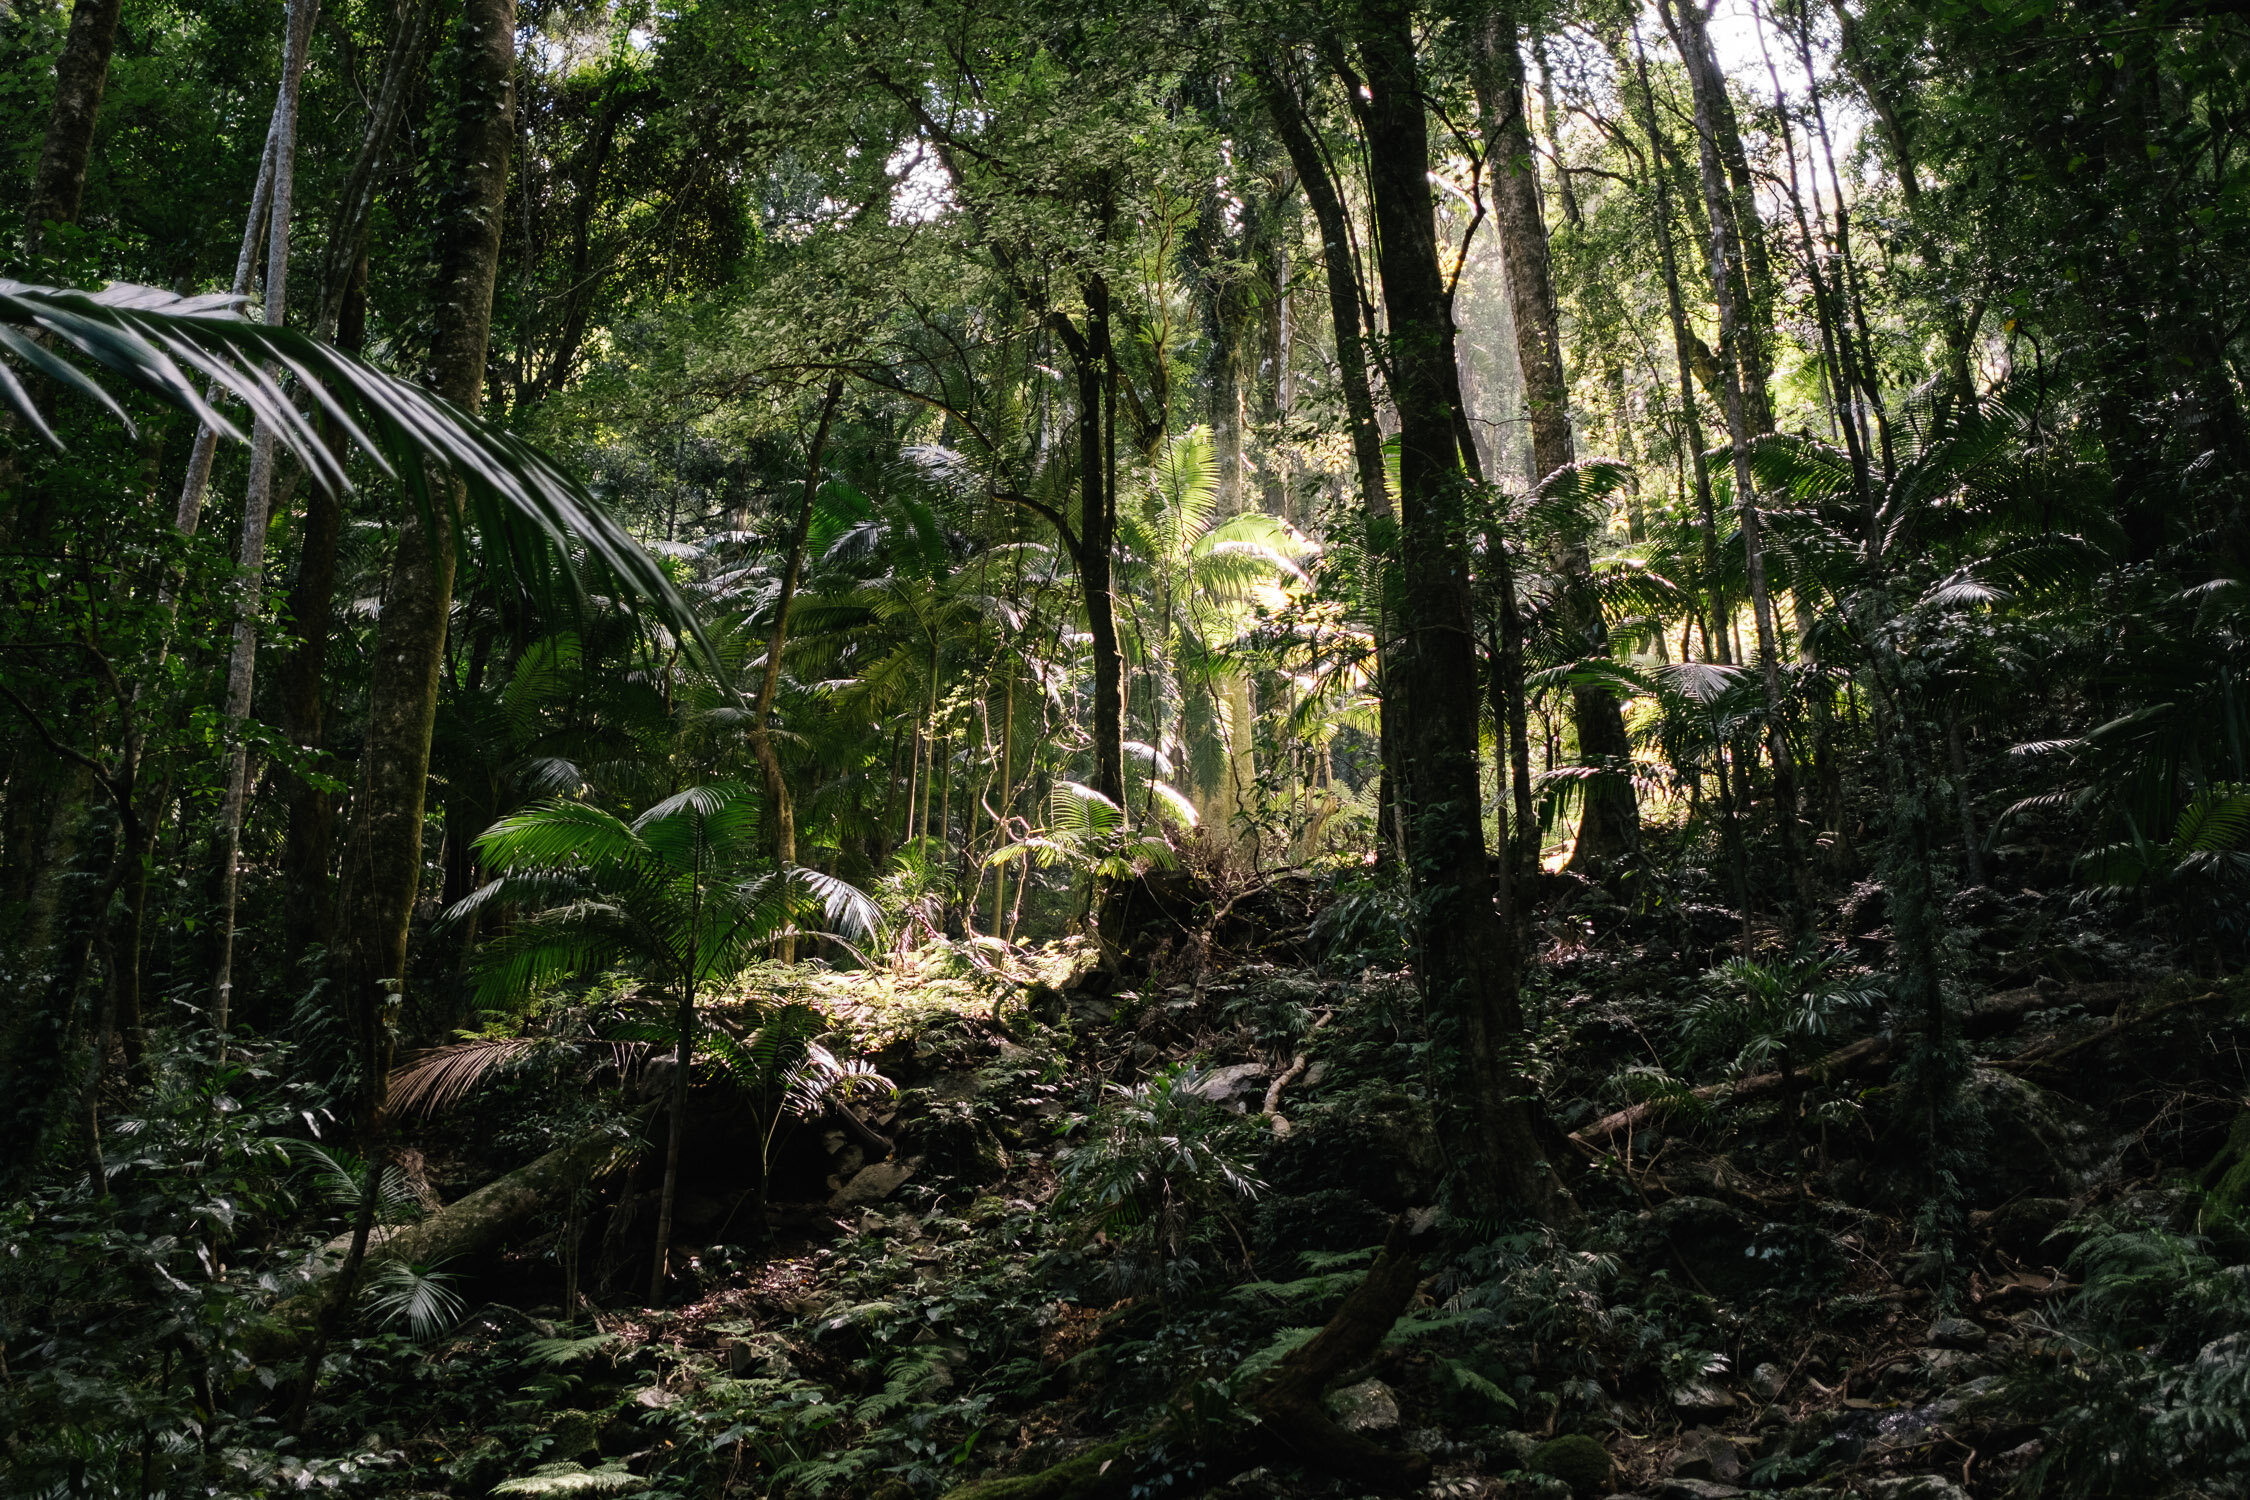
[
  {"left": 1669, "top": 1378, "right": 1739, "bottom": 1419},
  {"left": 1652, "top": 1480, "right": 1745, "bottom": 1500},
  {"left": 1530, "top": 1433, "right": 1613, "bottom": 1496},
  {"left": 1980, "top": 1195, "right": 2071, "bottom": 1260},
  {"left": 1190, "top": 1062, "right": 1269, "bottom": 1111},
  {"left": 1922, "top": 1348, "right": 1984, "bottom": 1381},
  {"left": 1926, "top": 1316, "right": 1988, "bottom": 1351},
  {"left": 1669, "top": 1431, "right": 1743, "bottom": 1484},
  {"left": 1858, "top": 1478, "right": 1971, "bottom": 1500},
  {"left": 725, "top": 1336, "right": 793, "bottom": 1379},
  {"left": 1641, "top": 1196, "right": 1766, "bottom": 1298},
  {"left": 1489, "top": 1429, "right": 1542, "bottom": 1468},
  {"left": 1324, "top": 1378, "right": 1400, "bottom": 1433},
  {"left": 2196, "top": 1110, "right": 2250, "bottom": 1248},
  {"left": 546, "top": 1409, "right": 598, "bottom": 1458},
  {"left": 1749, "top": 1361, "right": 1786, "bottom": 1398},
  {"left": 1970, "top": 1068, "right": 2118, "bottom": 1203},
  {"left": 829, "top": 1157, "right": 918, "bottom": 1210},
  {"left": 1212, "top": 1468, "right": 1285, "bottom": 1499}
]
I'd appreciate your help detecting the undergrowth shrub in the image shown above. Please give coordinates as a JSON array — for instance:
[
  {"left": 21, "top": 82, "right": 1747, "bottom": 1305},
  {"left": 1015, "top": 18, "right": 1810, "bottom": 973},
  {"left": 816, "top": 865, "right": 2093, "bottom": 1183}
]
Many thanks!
[
  {"left": 1053, "top": 1065, "right": 1265, "bottom": 1297},
  {"left": 2013, "top": 1215, "right": 2250, "bottom": 1496}
]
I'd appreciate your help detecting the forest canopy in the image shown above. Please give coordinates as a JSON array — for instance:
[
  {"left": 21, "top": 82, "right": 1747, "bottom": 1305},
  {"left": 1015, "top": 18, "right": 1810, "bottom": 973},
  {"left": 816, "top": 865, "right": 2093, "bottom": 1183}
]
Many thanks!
[{"left": 5, "top": 0, "right": 2250, "bottom": 1494}]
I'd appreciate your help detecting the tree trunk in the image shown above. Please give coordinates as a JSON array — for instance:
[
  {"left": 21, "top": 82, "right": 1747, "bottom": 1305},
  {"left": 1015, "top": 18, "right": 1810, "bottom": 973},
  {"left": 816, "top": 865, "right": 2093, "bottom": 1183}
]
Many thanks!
[
  {"left": 1469, "top": 3, "right": 1637, "bottom": 870},
  {"left": 1073, "top": 276, "right": 1127, "bottom": 809},
  {"left": 1665, "top": 0, "right": 1776, "bottom": 431},
  {"left": 213, "top": 0, "right": 322, "bottom": 1037},
  {"left": 251, "top": 1128, "right": 619, "bottom": 1356},
  {"left": 278, "top": 256, "right": 364, "bottom": 964},
  {"left": 749, "top": 377, "right": 843, "bottom": 962},
  {"left": 649, "top": 983, "right": 693, "bottom": 1304},
  {"left": 1261, "top": 64, "right": 1415, "bottom": 870},
  {"left": 1353, "top": 0, "right": 1571, "bottom": 1224},
  {"left": 23, "top": 0, "right": 126, "bottom": 244},
  {"left": 1662, "top": 0, "right": 1811, "bottom": 923},
  {"left": 331, "top": 0, "right": 516, "bottom": 1136},
  {"left": 1629, "top": 28, "right": 1728, "bottom": 666}
]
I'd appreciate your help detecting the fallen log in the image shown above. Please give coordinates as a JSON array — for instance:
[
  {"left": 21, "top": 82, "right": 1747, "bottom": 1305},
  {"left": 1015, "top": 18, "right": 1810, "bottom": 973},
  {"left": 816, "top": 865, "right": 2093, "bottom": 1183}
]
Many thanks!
[
  {"left": 1988, "top": 989, "right": 2227, "bottom": 1073},
  {"left": 246, "top": 1127, "right": 628, "bottom": 1357},
  {"left": 1569, "top": 982, "right": 2159, "bottom": 1150},
  {"left": 939, "top": 1220, "right": 1432, "bottom": 1499},
  {"left": 1571, "top": 1035, "right": 1893, "bottom": 1149}
]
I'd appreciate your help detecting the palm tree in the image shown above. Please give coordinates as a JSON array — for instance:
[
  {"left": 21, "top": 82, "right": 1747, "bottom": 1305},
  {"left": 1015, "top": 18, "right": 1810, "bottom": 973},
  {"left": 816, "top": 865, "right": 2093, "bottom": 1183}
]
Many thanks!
[
  {"left": 1117, "top": 425, "right": 1309, "bottom": 847},
  {"left": 450, "top": 783, "right": 877, "bottom": 1301}
]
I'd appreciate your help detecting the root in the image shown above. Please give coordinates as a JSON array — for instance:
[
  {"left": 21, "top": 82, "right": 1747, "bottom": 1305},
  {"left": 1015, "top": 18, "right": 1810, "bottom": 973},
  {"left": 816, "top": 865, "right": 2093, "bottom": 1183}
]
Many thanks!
[{"left": 939, "top": 1219, "right": 1432, "bottom": 1499}]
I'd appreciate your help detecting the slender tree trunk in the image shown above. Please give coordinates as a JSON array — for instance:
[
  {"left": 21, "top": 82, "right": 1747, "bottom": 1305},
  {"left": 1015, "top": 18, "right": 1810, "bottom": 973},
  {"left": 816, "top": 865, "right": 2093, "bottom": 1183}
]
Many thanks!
[
  {"left": 1630, "top": 29, "right": 1729, "bottom": 670},
  {"left": 1261, "top": 63, "right": 1418, "bottom": 871},
  {"left": 650, "top": 980, "right": 693, "bottom": 1303},
  {"left": 213, "top": 0, "right": 322, "bottom": 1037},
  {"left": 1353, "top": 0, "right": 1570, "bottom": 1224},
  {"left": 332, "top": 0, "right": 516, "bottom": 1137},
  {"left": 1469, "top": 3, "right": 1637, "bottom": 870},
  {"left": 172, "top": 113, "right": 285, "bottom": 554},
  {"left": 1662, "top": 0, "right": 1811, "bottom": 923},
  {"left": 1074, "top": 276, "right": 1128, "bottom": 808},
  {"left": 750, "top": 377, "right": 843, "bottom": 961},
  {"left": 1665, "top": 0, "right": 1776, "bottom": 431},
  {"left": 279, "top": 255, "right": 364, "bottom": 964},
  {"left": 23, "top": 0, "right": 126, "bottom": 245},
  {"left": 992, "top": 669, "right": 1014, "bottom": 933},
  {"left": 1945, "top": 708, "right": 1984, "bottom": 888}
]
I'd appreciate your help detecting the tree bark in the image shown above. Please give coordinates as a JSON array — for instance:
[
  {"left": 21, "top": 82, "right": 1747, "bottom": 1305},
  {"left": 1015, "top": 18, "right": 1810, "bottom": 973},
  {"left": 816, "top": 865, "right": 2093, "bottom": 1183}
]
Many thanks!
[
  {"left": 1352, "top": 0, "right": 1570, "bottom": 1223},
  {"left": 1468, "top": 2, "right": 1637, "bottom": 870},
  {"left": 23, "top": 0, "right": 126, "bottom": 244},
  {"left": 332, "top": 0, "right": 516, "bottom": 1136},
  {"left": 1665, "top": 0, "right": 1776, "bottom": 432},
  {"left": 1261, "top": 63, "right": 1417, "bottom": 871}
]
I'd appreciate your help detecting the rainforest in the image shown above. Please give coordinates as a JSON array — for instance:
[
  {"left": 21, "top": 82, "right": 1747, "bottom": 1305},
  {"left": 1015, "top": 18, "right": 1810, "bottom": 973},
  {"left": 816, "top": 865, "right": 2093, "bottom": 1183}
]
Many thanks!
[{"left": 3, "top": 0, "right": 2249, "bottom": 1494}]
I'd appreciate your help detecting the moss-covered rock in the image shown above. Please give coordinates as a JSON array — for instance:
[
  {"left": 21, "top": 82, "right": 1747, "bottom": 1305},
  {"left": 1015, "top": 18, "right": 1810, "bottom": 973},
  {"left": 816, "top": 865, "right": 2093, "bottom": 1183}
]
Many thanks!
[
  {"left": 1529, "top": 1433, "right": 1613, "bottom": 1497},
  {"left": 547, "top": 1409, "right": 599, "bottom": 1459}
]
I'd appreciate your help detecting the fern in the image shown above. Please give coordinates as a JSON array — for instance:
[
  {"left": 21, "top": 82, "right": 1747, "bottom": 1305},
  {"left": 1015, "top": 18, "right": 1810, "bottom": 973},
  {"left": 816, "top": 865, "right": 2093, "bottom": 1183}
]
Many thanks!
[
  {"left": 853, "top": 1349, "right": 951, "bottom": 1422},
  {"left": 521, "top": 1333, "right": 618, "bottom": 1367},
  {"left": 491, "top": 1462, "right": 646, "bottom": 1495},
  {"left": 1228, "top": 1325, "right": 1320, "bottom": 1386}
]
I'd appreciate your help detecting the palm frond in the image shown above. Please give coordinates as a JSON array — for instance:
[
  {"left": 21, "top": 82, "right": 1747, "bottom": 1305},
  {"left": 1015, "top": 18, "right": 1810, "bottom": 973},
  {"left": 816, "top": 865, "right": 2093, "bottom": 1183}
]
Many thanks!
[
  {"left": 0, "top": 279, "right": 715, "bottom": 672},
  {"left": 385, "top": 1037, "right": 541, "bottom": 1118}
]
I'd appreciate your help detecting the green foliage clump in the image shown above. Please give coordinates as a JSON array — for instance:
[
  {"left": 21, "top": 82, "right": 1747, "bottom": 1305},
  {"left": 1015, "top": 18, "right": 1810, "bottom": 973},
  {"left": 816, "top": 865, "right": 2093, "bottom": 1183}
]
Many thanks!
[
  {"left": 2013, "top": 1216, "right": 2250, "bottom": 1496},
  {"left": 1054, "top": 1065, "right": 1266, "bottom": 1295},
  {"left": 1529, "top": 1433, "right": 1613, "bottom": 1496}
]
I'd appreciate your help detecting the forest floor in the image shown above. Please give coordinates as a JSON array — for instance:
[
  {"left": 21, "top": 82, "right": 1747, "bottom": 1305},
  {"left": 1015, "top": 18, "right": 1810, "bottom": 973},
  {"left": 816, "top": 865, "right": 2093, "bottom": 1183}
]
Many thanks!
[{"left": 340, "top": 862, "right": 2250, "bottom": 1500}]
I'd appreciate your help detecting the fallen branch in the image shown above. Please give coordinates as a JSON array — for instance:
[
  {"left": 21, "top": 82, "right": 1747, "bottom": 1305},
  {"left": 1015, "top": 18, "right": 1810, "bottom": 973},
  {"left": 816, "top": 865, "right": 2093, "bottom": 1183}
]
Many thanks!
[
  {"left": 1262, "top": 1055, "right": 1309, "bottom": 1135},
  {"left": 1262, "top": 1015, "right": 1330, "bottom": 1136},
  {"left": 1989, "top": 991, "right": 2226, "bottom": 1073},
  {"left": 1572, "top": 1035, "right": 1892, "bottom": 1148}
]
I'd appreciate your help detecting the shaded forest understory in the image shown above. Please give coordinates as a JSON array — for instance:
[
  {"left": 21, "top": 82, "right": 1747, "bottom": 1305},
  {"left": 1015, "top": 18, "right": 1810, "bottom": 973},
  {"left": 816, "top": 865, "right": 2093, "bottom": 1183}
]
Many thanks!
[
  {"left": 9, "top": 0, "right": 2250, "bottom": 1492},
  {"left": 14, "top": 851, "right": 2250, "bottom": 1500}
]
